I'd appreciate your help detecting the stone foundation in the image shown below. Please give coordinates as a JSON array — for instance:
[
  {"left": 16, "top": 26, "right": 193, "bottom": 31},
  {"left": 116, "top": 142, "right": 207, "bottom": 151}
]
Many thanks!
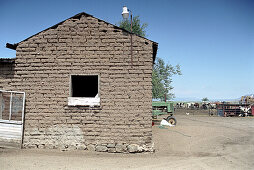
[{"left": 23, "top": 142, "right": 154, "bottom": 153}]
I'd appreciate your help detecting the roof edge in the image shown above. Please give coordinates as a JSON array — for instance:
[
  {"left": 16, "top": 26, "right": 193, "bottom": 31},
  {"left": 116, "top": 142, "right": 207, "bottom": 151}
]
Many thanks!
[
  {"left": 0, "top": 58, "right": 15, "bottom": 63},
  {"left": 7, "top": 12, "right": 157, "bottom": 48},
  {"left": 16, "top": 12, "right": 93, "bottom": 47},
  {"left": 6, "top": 43, "right": 18, "bottom": 50}
]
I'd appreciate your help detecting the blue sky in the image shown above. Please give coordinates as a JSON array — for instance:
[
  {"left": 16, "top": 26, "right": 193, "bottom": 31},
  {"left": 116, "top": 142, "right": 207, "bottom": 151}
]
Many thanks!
[{"left": 1, "top": 0, "right": 253, "bottom": 100}]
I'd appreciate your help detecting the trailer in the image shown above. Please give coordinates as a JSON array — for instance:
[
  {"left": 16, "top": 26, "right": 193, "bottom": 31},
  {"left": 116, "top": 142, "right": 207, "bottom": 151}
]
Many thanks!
[
  {"left": 217, "top": 103, "right": 251, "bottom": 117},
  {"left": 152, "top": 101, "right": 176, "bottom": 125}
]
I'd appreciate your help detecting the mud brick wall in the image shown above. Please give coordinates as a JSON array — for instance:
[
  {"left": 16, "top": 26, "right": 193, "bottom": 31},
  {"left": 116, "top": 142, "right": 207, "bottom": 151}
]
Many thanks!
[
  {"left": 0, "top": 63, "right": 16, "bottom": 120},
  {"left": 0, "top": 93, "right": 11, "bottom": 120},
  {"left": 2, "top": 14, "right": 155, "bottom": 152},
  {"left": 0, "top": 62, "right": 15, "bottom": 90}
]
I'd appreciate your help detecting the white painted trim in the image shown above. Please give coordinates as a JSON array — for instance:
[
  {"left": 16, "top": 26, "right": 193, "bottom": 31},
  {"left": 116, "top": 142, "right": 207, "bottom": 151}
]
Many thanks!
[
  {"left": 21, "top": 92, "right": 25, "bottom": 148},
  {"left": 68, "top": 97, "right": 100, "bottom": 106},
  {"left": 0, "top": 90, "right": 25, "bottom": 94},
  {"left": 0, "top": 119, "right": 22, "bottom": 125}
]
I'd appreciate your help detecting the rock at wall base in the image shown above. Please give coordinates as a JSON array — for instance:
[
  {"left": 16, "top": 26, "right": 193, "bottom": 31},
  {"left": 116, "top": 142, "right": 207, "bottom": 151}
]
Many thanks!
[
  {"left": 87, "top": 144, "right": 95, "bottom": 151},
  {"left": 95, "top": 145, "right": 108, "bottom": 152}
]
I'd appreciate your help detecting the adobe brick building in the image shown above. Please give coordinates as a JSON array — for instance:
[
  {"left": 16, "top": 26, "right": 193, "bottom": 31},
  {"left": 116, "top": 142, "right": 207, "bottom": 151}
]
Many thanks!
[{"left": 0, "top": 12, "right": 158, "bottom": 152}]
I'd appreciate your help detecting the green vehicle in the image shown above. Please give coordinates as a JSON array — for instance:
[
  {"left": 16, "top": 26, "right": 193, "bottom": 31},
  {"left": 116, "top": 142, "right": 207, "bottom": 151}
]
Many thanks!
[{"left": 152, "top": 101, "right": 177, "bottom": 125}]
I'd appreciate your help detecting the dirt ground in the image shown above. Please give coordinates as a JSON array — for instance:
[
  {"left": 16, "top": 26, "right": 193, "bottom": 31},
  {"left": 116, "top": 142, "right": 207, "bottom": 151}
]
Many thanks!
[{"left": 1, "top": 109, "right": 254, "bottom": 170}]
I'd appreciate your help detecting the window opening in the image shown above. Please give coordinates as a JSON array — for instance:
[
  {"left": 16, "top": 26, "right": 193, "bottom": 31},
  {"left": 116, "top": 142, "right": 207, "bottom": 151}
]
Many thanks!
[{"left": 71, "top": 75, "right": 98, "bottom": 97}]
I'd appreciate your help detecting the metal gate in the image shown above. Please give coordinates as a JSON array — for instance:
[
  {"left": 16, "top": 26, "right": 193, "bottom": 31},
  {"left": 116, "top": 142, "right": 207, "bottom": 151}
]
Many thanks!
[{"left": 0, "top": 90, "right": 25, "bottom": 148}]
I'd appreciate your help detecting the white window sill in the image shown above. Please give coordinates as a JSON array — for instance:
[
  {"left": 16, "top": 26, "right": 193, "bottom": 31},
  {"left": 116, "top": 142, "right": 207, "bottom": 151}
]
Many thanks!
[{"left": 68, "top": 97, "right": 100, "bottom": 106}]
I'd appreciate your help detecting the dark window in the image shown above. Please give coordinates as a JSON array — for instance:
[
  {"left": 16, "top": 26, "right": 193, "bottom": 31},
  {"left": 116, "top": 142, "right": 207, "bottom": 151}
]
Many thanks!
[{"left": 71, "top": 75, "right": 98, "bottom": 97}]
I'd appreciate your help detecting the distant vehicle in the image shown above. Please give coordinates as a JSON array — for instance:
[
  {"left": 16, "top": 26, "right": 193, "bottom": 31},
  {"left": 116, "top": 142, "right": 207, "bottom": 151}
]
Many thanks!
[{"left": 217, "top": 103, "right": 252, "bottom": 117}]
